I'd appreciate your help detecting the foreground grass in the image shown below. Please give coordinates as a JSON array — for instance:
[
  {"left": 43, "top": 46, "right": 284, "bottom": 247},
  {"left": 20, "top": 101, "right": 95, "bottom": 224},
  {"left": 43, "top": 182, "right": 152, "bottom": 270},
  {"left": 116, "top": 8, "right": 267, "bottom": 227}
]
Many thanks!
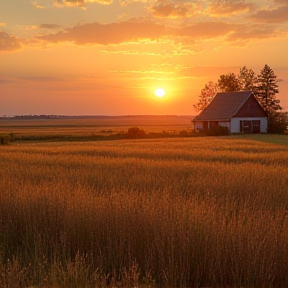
[{"left": 0, "top": 136, "right": 288, "bottom": 287}]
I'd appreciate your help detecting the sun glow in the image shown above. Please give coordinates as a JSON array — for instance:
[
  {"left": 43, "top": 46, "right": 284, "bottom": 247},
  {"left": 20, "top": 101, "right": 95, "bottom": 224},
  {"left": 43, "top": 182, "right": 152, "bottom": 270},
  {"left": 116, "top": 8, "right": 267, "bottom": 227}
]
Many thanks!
[{"left": 154, "top": 88, "right": 165, "bottom": 98}]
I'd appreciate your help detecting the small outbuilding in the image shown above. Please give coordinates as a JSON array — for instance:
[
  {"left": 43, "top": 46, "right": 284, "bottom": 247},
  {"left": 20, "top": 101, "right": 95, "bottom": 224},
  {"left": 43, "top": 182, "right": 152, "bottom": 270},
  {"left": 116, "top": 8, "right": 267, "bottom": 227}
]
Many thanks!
[{"left": 192, "top": 91, "right": 268, "bottom": 133}]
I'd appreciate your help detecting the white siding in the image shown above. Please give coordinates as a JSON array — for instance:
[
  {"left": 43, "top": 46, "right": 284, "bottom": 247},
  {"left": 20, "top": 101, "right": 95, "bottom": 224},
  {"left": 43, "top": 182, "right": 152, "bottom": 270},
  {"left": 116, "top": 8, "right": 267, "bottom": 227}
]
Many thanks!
[
  {"left": 219, "top": 121, "right": 230, "bottom": 129},
  {"left": 194, "top": 122, "right": 203, "bottom": 130},
  {"left": 231, "top": 117, "right": 268, "bottom": 133}
]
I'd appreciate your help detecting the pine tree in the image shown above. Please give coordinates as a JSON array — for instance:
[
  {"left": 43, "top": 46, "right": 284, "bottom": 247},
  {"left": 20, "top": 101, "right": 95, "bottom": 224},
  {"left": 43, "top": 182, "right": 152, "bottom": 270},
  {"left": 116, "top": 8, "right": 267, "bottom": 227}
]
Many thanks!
[
  {"left": 256, "top": 64, "right": 281, "bottom": 115},
  {"left": 193, "top": 81, "right": 219, "bottom": 112}
]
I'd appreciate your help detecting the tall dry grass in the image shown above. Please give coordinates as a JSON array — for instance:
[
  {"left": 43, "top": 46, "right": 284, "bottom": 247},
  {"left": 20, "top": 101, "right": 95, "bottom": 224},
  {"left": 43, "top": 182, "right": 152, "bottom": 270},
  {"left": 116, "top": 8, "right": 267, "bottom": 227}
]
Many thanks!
[{"left": 0, "top": 136, "right": 288, "bottom": 287}]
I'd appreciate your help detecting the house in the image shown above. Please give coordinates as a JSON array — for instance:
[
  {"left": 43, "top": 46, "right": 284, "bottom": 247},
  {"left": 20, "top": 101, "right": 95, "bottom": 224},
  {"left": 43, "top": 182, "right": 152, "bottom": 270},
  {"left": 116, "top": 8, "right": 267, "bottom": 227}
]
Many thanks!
[{"left": 192, "top": 91, "right": 268, "bottom": 133}]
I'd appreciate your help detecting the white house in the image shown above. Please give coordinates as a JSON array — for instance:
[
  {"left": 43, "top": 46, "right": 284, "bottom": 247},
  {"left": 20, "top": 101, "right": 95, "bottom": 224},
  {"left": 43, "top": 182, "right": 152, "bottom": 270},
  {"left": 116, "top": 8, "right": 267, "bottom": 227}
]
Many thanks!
[{"left": 192, "top": 91, "right": 268, "bottom": 133}]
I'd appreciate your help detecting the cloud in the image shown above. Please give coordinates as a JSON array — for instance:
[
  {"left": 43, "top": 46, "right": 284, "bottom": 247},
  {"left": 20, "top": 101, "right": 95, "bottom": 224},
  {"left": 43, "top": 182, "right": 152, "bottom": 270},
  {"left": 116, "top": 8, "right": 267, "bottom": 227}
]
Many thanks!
[
  {"left": 31, "top": 1, "right": 47, "bottom": 9},
  {"left": 152, "top": 2, "right": 192, "bottom": 18},
  {"left": 248, "top": 4, "right": 288, "bottom": 23},
  {"left": 177, "top": 22, "right": 238, "bottom": 39},
  {"left": 119, "top": 0, "right": 148, "bottom": 5},
  {"left": 274, "top": 0, "right": 287, "bottom": 5},
  {"left": 21, "top": 76, "right": 63, "bottom": 82},
  {"left": 207, "top": 1, "right": 253, "bottom": 16},
  {"left": 53, "top": 0, "right": 112, "bottom": 9},
  {"left": 37, "top": 18, "right": 284, "bottom": 50},
  {"left": 38, "top": 20, "right": 167, "bottom": 45},
  {"left": 0, "top": 32, "right": 21, "bottom": 52},
  {"left": 179, "top": 66, "right": 239, "bottom": 78},
  {"left": 39, "top": 24, "right": 62, "bottom": 29},
  {"left": 0, "top": 77, "right": 16, "bottom": 84},
  {"left": 227, "top": 25, "right": 283, "bottom": 42}
]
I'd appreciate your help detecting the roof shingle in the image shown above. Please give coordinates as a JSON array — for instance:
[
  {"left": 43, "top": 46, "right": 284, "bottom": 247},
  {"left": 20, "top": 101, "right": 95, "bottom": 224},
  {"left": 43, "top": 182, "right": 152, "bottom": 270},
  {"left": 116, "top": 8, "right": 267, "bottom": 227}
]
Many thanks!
[{"left": 194, "top": 91, "right": 253, "bottom": 121}]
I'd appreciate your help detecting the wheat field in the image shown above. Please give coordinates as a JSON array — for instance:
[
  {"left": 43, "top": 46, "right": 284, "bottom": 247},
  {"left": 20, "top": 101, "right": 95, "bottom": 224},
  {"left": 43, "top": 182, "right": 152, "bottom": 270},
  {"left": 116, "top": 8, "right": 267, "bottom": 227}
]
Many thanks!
[{"left": 0, "top": 135, "right": 288, "bottom": 287}]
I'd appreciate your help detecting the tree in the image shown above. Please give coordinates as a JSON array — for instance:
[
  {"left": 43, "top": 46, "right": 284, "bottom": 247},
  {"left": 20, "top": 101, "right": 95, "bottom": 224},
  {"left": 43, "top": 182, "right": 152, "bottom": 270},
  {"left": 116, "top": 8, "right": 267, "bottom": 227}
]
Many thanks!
[
  {"left": 217, "top": 66, "right": 257, "bottom": 93},
  {"left": 238, "top": 66, "right": 258, "bottom": 92},
  {"left": 218, "top": 73, "right": 241, "bottom": 92},
  {"left": 267, "top": 111, "right": 288, "bottom": 133},
  {"left": 256, "top": 64, "right": 281, "bottom": 115},
  {"left": 193, "top": 81, "right": 219, "bottom": 112}
]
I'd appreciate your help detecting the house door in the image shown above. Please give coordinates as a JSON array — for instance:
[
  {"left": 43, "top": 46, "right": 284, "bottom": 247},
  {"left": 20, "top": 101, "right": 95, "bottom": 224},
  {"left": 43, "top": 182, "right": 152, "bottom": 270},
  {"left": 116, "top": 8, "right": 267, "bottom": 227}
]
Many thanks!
[
  {"left": 252, "top": 120, "right": 260, "bottom": 133},
  {"left": 243, "top": 120, "right": 252, "bottom": 133}
]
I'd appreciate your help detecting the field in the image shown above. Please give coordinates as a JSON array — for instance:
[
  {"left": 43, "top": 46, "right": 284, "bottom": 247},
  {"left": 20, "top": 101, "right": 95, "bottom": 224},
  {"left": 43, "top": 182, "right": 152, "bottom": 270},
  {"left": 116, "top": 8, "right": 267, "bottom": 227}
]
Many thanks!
[
  {"left": 1, "top": 117, "right": 288, "bottom": 288},
  {"left": 0, "top": 116, "right": 193, "bottom": 139}
]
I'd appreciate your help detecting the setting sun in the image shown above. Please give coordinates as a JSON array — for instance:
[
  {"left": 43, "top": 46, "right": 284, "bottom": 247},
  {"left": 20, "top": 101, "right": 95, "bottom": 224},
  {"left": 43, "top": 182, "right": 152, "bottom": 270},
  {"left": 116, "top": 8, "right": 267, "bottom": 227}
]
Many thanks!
[{"left": 154, "top": 88, "right": 166, "bottom": 98}]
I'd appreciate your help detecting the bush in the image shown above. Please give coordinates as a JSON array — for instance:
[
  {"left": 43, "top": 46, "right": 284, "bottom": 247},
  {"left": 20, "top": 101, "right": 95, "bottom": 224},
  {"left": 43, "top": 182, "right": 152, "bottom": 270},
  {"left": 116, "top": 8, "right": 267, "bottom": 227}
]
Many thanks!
[
  {"left": 0, "top": 135, "right": 10, "bottom": 145},
  {"left": 0, "top": 133, "right": 16, "bottom": 145},
  {"left": 179, "top": 130, "right": 188, "bottom": 137},
  {"left": 207, "top": 126, "right": 230, "bottom": 136},
  {"left": 268, "top": 122, "right": 288, "bottom": 134},
  {"left": 268, "top": 112, "right": 288, "bottom": 134},
  {"left": 125, "top": 127, "right": 146, "bottom": 138}
]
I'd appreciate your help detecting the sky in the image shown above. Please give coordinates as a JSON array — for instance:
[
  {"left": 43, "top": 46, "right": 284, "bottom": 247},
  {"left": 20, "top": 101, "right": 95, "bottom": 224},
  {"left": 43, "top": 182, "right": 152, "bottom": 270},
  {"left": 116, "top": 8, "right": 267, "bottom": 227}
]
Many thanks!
[{"left": 0, "top": 0, "right": 288, "bottom": 116}]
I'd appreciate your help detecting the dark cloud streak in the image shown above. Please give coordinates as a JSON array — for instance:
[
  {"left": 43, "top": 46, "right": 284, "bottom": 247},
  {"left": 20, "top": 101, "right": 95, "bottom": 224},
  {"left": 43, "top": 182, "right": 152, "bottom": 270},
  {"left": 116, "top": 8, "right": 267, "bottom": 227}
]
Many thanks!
[{"left": 39, "top": 24, "right": 62, "bottom": 29}]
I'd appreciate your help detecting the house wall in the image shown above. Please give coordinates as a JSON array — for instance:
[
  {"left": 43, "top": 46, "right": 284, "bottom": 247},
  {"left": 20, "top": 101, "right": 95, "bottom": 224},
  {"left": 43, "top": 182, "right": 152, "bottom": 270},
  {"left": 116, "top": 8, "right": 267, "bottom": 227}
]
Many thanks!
[
  {"left": 194, "top": 121, "right": 230, "bottom": 131},
  {"left": 219, "top": 121, "right": 230, "bottom": 129},
  {"left": 194, "top": 121, "right": 203, "bottom": 130},
  {"left": 231, "top": 117, "right": 268, "bottom": 133},
  {"left": 234, "top": 95, "right": 267, "bottom": 117}
]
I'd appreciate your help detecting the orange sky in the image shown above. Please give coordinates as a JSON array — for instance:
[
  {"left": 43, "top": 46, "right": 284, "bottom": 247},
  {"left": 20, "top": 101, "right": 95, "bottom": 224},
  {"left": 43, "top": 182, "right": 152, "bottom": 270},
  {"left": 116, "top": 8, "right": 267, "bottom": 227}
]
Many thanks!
[{"left": 1, "top": 0, "right": 288, "bottom": 116}]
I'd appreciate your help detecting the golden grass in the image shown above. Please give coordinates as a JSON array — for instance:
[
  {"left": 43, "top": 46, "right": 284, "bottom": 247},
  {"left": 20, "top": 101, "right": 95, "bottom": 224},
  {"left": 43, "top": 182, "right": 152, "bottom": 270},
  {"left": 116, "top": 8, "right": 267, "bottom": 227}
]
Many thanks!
[{"left": 0, "top": 136, "right": 288, "bottom": 287}]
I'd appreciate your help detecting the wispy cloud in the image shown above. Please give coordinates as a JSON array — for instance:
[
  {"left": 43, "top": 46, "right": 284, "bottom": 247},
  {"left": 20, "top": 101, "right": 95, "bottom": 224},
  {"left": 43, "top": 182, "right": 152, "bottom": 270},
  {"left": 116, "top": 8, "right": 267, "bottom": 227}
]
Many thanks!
[
  {"left": 177, "top": 22, "right": 238, "bottom": 39},
  {"left": 31, "top": 1, "right": 47, "bottom": 9},
  {"left": 0, "top": 77, "right": 16, "bottom": 84},
  {"left": 39, "top": 24, "right": 62, "bottom": 29},
  {"left": 0, "top": 32, "right": 21, "bottom": 52},
  {"left": 227, "top": 24, "right": 285, "bottom": 42},
  {"left": 207, "top": 1, "right": 253, "bottom": 16},
  {"left": 248, "top": 3, "right": 288, "bottom": 23},
  {"left": 53, "top": 0, "right": 112, "bottom": 9},
  {"left": 21, "top": 76, "right": 64, "bottom": 82},
  {"left": 152, "top": 1, "right": 193, "bottom": 18},
  {"left": 38, "top": 20, "right": 167, "bottom": 45},
  {"left": 36, "top": 16, "right": 286, "bottom": 51}
]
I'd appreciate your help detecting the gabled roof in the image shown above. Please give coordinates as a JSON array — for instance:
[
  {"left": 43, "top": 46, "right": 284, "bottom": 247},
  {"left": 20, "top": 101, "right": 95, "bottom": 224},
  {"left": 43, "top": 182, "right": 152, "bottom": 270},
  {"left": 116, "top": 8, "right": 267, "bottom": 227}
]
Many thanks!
[{"left": 194, "top": 91, "right": 257, "bottom": 121}]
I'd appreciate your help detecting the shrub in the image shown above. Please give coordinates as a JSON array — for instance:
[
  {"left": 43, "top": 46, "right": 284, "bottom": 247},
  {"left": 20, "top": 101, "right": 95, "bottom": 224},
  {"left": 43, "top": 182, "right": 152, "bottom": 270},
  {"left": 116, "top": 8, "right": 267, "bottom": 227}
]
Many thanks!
[
  {"left": 179, "top": 130, "right": 188, "bottom": 137},
  {"left": 268, "top": 122, "right": 288, "bottom": 134},
  {"left": 207, "top": 126, "right": 230, "bottom": 136},
  {"left": 268, "top": 112, "right": 288, "bottom": 134},
  {"left": 125, "top": 127, "right": 146, "bottom": 138},
  {"left": 0, "top": 133, "right": 16, "bottom": 145},
  {"left": 0, "top": 135, "right": 10, "bottom": 145}
]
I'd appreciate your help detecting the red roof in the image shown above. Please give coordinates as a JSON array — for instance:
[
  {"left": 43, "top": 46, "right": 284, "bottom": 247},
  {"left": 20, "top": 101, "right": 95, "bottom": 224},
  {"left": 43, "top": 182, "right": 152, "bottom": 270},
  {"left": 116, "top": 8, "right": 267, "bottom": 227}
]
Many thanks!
[{"left": 193, "top": 91, "right": 263, "bottom": 121}]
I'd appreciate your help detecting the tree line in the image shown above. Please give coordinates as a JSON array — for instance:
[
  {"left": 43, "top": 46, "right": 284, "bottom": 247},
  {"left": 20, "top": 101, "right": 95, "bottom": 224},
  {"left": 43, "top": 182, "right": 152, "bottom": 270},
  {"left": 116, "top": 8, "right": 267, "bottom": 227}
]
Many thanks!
[{"left": 194, "top": 64, "right": 287, "bottom": 133}]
